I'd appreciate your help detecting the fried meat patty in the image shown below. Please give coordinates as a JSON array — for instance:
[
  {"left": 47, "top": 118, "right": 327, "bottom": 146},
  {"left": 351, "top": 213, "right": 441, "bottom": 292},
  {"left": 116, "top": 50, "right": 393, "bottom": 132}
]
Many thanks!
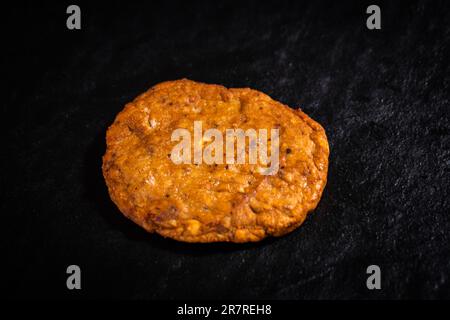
[{"left": 102, "top": 79, "right": 329, "bottom": 242}]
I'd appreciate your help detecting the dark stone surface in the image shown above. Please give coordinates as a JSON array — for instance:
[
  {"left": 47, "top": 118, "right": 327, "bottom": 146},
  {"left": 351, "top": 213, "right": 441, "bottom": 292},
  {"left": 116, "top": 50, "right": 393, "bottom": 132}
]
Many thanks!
[{"left": 3, "top": 0, "right": 449, "bottom": 299}]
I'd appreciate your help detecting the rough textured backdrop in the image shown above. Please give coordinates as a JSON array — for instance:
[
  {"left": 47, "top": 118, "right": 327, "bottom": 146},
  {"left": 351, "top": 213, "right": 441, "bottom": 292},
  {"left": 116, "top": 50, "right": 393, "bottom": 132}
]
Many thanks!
[{"left": 3, "top": 0, "right": 450, "bottom": 299}]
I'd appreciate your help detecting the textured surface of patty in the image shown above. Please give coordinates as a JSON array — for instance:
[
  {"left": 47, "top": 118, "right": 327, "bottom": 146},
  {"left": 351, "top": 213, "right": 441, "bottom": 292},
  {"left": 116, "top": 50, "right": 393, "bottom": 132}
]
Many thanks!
[{"left": 103, "top": 79, "right": 329, "bottom": 242}]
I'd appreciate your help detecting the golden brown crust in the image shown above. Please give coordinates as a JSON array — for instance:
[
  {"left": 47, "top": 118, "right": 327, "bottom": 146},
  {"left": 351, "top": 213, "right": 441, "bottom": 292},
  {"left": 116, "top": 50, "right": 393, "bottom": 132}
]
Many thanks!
[{"left": 102, "top": 79, "right": 329, "bottom": 242}]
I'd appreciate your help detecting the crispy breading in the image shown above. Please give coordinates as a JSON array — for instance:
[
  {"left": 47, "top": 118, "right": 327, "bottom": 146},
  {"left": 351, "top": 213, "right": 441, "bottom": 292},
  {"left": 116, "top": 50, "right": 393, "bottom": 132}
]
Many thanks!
[{"left": 102, "top": 79, "right": 329, "bottom": 242}]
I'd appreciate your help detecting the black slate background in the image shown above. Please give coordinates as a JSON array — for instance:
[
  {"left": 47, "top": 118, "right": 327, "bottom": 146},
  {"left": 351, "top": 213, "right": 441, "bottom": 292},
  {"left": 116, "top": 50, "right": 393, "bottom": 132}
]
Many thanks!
[{"left": 3, "top": 0, "right": 450, "bottom": 299}]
